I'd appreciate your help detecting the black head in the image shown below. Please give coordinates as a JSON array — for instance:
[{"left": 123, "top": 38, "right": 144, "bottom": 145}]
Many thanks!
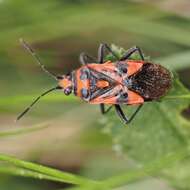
[{"left": 129, "top": 63, "right": 172, "bottom": 101}]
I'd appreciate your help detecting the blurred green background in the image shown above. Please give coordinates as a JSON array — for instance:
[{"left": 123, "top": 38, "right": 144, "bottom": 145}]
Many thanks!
[{"left": 0, "top": 0, "right": 190, "bottom": 190}]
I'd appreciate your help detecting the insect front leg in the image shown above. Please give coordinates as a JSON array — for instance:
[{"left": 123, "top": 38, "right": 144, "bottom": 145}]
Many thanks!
[
  {"left": 120, "top": 46, "right": 145, "bottom": 61},
  {"left": 98, "top": 43, "right": 119, "bottom": 63},
  {"left": 100, "top": 103, "right": 113, "bottom": 114},
  {"left": 115, "top": 104, "right": 143, "bottom": 124},
  {"left": 79, "top": 52, "right": 96, "bottom": 65}
]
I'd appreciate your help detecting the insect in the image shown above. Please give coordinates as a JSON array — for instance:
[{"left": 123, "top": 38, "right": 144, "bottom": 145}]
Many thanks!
[{"left": 17, "top": 39, "right": 172, "bottom": 124}]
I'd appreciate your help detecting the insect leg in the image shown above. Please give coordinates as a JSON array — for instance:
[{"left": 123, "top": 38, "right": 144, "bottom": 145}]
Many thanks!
[
  {"left": 79, "top": 52, "right": 96, "bottom": 65},
  {"left": 100, "top": 103, "right": 113, "bottom": 114},
  {"left": 120, "top": 46, "right": 145, "bottom": 61},
  {"left": 98, "top": 43, "right": 119, "bottom": 63},
  {"left": 115, "top": 104, "right": 143, "bottom": 124}
]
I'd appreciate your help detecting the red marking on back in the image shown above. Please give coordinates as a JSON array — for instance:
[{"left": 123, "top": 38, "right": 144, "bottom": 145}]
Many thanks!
[
  {"left": 126, "top": 60, "right": 144, "bottom": 77},
  {"left": 127, "top": 90, "right": 144, "bottom": 105},
  {"left": 75, "top": 61, "right": 145, "bottom": 105},
  {"left": 90, "top": 95, "right": 117, "bottom": 104},
  {"left": 96, "top": 80, "right": 109, "bottom": 88},
  {"left": 87, "top": 61, "right": 122, "bottom": 84},
  {"left": 88, "top": 61, "right": 115, "bottom": 72}
]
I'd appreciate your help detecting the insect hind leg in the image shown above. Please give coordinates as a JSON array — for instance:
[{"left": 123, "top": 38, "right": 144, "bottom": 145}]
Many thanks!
[
  {"left": 98, "top": 43, "right": 120, "bottom": 64},
  {"left": 115, "top": 104, "right": 143, "bottom": 124},
  {"left": 120, "top": 46, "right": 145, "bottom": 61},
  {"left": 100, "top": 103, "right": 112, "bottom": 114},
  {"left": 79, "top": 52, "right": 96, "bottom": 65}
]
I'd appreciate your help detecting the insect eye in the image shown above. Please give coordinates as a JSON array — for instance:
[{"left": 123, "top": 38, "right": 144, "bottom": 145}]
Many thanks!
[{"left": 64, "top": 88, "right": 72, "bottom": 95}]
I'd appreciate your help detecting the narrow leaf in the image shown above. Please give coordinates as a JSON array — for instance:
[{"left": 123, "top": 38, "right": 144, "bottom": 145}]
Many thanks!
[{"left": 0, "top": 154, "right": 97, "bottom": 186}]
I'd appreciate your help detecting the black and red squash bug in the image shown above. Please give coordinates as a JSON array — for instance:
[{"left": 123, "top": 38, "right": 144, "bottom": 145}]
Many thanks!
[{"left": 17, "top": 39, "right": 172, "bottom": 124}]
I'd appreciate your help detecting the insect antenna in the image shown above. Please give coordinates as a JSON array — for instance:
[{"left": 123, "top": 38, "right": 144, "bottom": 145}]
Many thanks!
[
  {"left": 19, "top": 38, "right": 60, "bottom": 80},
  {"left": 16, "top": 86, "right": 61, "bottom": 121}
]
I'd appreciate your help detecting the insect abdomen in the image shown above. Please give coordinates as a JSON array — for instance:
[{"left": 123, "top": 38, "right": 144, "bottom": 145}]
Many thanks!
[{"left": 129, "top": 63, "right": 172, "bottom": 101}]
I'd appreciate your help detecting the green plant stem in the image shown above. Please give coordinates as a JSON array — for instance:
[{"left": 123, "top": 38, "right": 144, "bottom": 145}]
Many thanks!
[
  {"left": 164, "top": 95, "right": 190, "bottom": 99},
  {"left": 0, "top": 166, "right": 69, "bottom": 183},
  {"left": 0, "top": 154, "right": 98, "bottom": 186}
]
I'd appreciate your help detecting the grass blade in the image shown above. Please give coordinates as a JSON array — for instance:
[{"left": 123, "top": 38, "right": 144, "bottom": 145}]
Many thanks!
[
  {"left": 0, "top": 154, "right": 97, "bottom": 186},
  {"left": 0, "top": 166, "right": 68, "bottom": 183}
]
